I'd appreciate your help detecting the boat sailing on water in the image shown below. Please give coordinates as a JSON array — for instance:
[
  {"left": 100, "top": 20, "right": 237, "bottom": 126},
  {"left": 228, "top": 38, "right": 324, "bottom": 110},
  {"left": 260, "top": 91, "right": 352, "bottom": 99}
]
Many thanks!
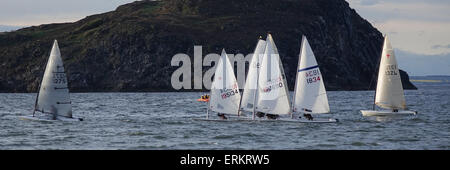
[
  {"left": 240, "top": 34, "right": 337, "bottom": 123},
  {"left": 247, "top": 34, "right": 337, "bottom": 123},
  {"left": 240, "top": 37, "right": 266, "bottom": 119},
  {"left": 197, "top": 34, "right": 337, "bottom": 123},
  {"left": 360, "top": 36, "right": 417, "bottom": 117},
  {"left": 290, "top": 36, "right": 337, "bottom": 123},
  {"left": 20, "top": 40, "right": 83, "bottom": 121},
  {"left": 252, "top": 33, "right": 291, "bottom": 120},
  {"left": 194, "top": 49, "right": 243, "bottom": 121}
]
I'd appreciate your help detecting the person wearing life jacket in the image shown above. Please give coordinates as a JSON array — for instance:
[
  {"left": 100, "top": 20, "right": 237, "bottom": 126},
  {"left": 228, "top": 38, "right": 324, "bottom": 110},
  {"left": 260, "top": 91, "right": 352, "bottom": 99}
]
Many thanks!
[
  {"left": 218, "top": 113, "right": 227, "bottom": 120},
  {"left": 256, "top": 112, "right": 265, "bottom": 118},
  {"left": 266, "top": 113, "right": 279, "bottom": 120},
  {"left": 303, "top": 113, "right": 313, "bottom": 120}
]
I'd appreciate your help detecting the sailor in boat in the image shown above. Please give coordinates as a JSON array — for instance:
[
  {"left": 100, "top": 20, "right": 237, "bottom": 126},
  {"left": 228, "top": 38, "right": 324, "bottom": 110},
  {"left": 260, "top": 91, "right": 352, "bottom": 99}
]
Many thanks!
[
  {"left": 300, "top": 108, "right": 314, "bottom": 120},
  {"left": 200, "top": 94, "right": 210, "bottom": 100},
  {"left": 217, "top": 113, "right": 228, "bottom": 120},
  {"left": 393, "top": 109, "right": 398, "bottom": 112},
  {"left": 255, "top": 112, "right": 279, "bottom": 120},
  {"left": 256, "top": 112, "right": 265, "bottom": 118},
  {"left": 266, "top": 113, "right": 279, "bottom": 120},
  {"left": 37, "top": 108, "right": 57, "bottom": 120},
  {"left": 303, "top": 114, "right": 314, "bottom": 121}
]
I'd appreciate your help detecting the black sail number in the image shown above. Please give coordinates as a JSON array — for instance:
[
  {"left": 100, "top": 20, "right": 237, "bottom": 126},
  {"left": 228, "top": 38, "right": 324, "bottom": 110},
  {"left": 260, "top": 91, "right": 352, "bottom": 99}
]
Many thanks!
[
  {"left": 385, "top": 65, "right": 398, "bottom": 76},
  {"left": 221, "top": 89, "right": 239, "bottom": 99},
  {"left": 53, "top": 73, "right": 67, "bottom": 84}
]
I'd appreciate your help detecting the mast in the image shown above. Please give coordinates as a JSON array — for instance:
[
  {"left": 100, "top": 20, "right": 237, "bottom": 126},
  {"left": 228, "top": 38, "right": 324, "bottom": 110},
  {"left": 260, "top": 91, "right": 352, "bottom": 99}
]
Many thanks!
[
  {"left": 251, "top": 36, "right": 263, "bottom": 120},
  {"left": 33, "top": 41, "right": 54, "bottom": 117},
  {"left": 252, "top": 52, "right": 259, "bottom": 120},
  {"left": 257, "top": 33, "right": 291, "bottom": 116},
  {"left": 291, "top": 35, "right": 305, "bottom": 119},
  {"left": 372, "top": 35, "right": 385, "bottom": 110},
  {"left": 237, "top": 88, "right": 242, "bottom": 117},
  {"left": 32, "top": 79, "right": 42, "bottom": 116},
  {"left": 32, "top": 83, "right": 40, "bottom": 117}
]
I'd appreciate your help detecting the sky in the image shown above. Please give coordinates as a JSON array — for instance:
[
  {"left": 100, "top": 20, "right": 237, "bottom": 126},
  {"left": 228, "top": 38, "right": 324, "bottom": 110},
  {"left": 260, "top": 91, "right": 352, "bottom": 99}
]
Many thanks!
[
  {"left": 0, "top": 0, "right": 449, "bottom": 76},
  {"left": 0, "top": 0, "right": 135, "bottom": 26},
  {"left": 346, "top": 0, "right": 450, "bottom": 76}
]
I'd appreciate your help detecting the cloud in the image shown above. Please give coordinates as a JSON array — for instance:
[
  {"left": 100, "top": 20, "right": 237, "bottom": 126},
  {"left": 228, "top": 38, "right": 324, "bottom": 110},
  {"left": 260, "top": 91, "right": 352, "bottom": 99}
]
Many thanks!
[
  {"left": 418, "top": 30, "right": 425, "bottom": 36},
  {"left": 374, "top": 19, "right": 450, "bottom": 55},
  {"left": 359, "top": 0, "right": 381, "bottom": 6},
  {"left": 395, "top": 49, "right": 450, "bottom": 76},
  {"left": 431, "top": 44, "right": 450, "bottom": 49},
  {"left": 0, "top": 0, "right": 136, "bottom": 26},
  {"left": 347, "top": 1, "right": 450, "bottom": 22},
  {"left": 0, "top": 25, "right": 23, "bottom": 32},
  {"left": 346, "top": 0, "right": 450, "bottom": 55},
  {"left": 388, "top": 31, "right": 398, "bottom": 35}
]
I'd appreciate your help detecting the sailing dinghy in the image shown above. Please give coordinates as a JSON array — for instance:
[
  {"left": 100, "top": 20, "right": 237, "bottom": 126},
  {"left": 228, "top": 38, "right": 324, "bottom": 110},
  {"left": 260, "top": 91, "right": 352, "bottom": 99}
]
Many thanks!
[
  {"left": 240, "top": 37, "right": 266, "bottom": 119},
  {"left": 20, "top": 40, "right": 83, "bottom": 122},
  {"left": 360, "top": 36, "right": 417, "bottom": 117},
  {"left": 194, "top": 49, "right": 245, "bottom": 121},
  {"left": 253, "top": 33, "right": 292, "bottom": 120},
  {"left": 248, "top": 34, "right": 336, "bottom": 123},
  {"left": 290, "top": 36, "right": 338, "bottom": 123}
]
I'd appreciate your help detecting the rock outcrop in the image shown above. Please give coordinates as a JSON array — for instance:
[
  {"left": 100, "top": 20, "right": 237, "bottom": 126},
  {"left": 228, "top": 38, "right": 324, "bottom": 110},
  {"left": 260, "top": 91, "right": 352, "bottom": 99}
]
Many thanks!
[{"left": 0, "top": 0, "right": 417, "bottom": 92}]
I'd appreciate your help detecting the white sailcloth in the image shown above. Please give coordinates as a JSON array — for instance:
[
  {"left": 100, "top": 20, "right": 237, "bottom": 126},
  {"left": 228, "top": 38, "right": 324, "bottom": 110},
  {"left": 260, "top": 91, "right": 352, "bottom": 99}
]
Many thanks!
[
  {"left": 35, "top": 40, "right": 73, "bottom": 118},
  {"left": 375, "top": 36, "right": 406, "bottom": 109},
  {"left": 256, "top": 34, "right": 291, "bottom": 115},
  {"left": 209, "top": 49, "right": 241, "bottom": 115},
  {"left": 240, "top": 39, "right": 266, "bottom": 112},
  {"left": 293, "top": 36, "right": 330, "bottom": 114}
]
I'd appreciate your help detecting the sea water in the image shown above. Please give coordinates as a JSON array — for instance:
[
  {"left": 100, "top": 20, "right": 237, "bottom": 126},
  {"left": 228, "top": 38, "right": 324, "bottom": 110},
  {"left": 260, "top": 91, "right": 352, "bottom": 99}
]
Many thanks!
[{"left": 0, "top": 81, "right": 448, "bottom": 150}]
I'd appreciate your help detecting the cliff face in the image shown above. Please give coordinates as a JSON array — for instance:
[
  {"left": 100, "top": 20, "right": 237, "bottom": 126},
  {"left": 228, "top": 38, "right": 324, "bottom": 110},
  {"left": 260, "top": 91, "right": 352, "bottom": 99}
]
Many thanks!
[{"left": 0, "top": 0, "right": 416, "bottom": 92}]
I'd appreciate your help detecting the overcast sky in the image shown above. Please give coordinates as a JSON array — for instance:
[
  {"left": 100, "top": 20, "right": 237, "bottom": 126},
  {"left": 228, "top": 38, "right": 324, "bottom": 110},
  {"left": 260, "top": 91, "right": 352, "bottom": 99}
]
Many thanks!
[
  {"left": 0, "top": 0, "right": 135, "bottom": 26},
  {"left": 347, "top": 0, "right": 450, "bottom": 56},
  {"left": 0, "top": 0, "right": 449, "bottom": 75}
]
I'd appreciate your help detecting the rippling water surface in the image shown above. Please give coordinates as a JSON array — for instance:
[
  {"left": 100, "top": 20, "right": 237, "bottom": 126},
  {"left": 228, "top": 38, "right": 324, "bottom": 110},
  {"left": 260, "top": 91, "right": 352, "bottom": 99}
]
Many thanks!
[{"left": 0, "top": 82, "right": 448, "bottom": 150}]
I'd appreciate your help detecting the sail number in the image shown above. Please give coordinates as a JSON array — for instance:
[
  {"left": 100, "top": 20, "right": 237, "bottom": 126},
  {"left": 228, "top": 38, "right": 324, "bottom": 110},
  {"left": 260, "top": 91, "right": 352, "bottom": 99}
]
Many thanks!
[
  {"left": 263, "top": 76, "right": 284, "bottom": 93},
  {"left": 385, "top": 65, "right": 398, "bottom": 76},
  {"left": 220, "top": 84, "right": 239, "bottom": 99},
  {"left": 306, "top": 76, "right": 321, "bottom": 84},
  {"left": 305, "top": 69, "right": 321, "bottom": 84},
  {"left": 53, "top": 73, "right": 67, "bottom": 84},
  {"left": 221, "top": 89, "right": 239, "bottom": 99}
]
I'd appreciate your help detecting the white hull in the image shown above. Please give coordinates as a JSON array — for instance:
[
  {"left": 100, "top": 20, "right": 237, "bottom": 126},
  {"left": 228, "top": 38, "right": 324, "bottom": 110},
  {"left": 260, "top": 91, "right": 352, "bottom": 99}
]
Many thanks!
[
  {"left": 193, "top": 116, "right": 252, "bottom": 122},
  {"left": 275, "top": 118, "right": 338, "bottom": 123},
  {"left": 360, "top": 110, "right": 417, "bottom": 117},
  {"left": 193, "top": 117, "right": 338, "bottom": 123},
  {"left": 19, "top": 115, "right": 83, "bottom": 122}
]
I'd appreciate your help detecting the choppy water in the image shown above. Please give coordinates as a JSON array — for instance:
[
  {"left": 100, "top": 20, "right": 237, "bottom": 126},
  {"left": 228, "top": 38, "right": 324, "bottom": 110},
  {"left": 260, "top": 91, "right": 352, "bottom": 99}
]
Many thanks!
[{"left": 0, "top": 82, "right": 449, "bottom": 150}]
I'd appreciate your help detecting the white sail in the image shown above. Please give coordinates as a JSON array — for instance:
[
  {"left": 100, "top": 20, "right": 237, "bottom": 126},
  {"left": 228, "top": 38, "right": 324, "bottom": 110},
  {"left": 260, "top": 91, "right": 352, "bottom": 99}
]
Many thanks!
[
  {"left": 209, "top": 49, "right": 241, "bottom": 115},
  {"left": 375, "top": 36, "right": 406, "bottom": 109},
  {"left": 240, "top": 39, "right": 266, "bottom": 112},
  {"left": 35, "top": 40, "right": 73, "bottom": 118},
  {"left": 293, "top": 36, "right": 330, "bottom": 114},
  {"left": 256, "top": 34, "right": 291, "bottom": 115}
]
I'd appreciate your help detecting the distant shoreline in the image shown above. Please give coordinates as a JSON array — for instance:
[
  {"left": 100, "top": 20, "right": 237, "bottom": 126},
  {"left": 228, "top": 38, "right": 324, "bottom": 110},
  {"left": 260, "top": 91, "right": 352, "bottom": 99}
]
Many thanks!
[
  {"left": 410, "top": 79, "right": 443, "bottom": 83},
  {"left": 410, "top": 75, "right": 450, "bottom": 83}
]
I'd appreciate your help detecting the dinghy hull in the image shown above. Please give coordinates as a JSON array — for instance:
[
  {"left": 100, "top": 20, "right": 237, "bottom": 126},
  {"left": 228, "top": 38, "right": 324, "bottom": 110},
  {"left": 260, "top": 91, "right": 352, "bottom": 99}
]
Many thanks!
[
  {"left": 19, "top": 115, "right": 83, "bottom": 122},
  {"left": 193, "top": 117, "right": 338, "bottom": 123},
  {"left": 276, "top": 118, "right": 338, "bottom": 123},
  {"left": 360, "top": 110, "right": 417, "bottom": 117}
]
